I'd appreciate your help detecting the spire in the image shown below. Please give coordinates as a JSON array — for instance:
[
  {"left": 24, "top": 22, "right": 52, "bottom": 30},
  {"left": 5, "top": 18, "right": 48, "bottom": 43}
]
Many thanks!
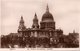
[
  {"left": 20, "top": 16, "right": 24, "bottom": 23},
  {"left": 33, "top": 13, "right": 38, "bottom": 22},
  {"left": 34, "top": 13, "right": 37, "bottom": 19},
  {"left": 46, "top": 4, "right": 49, "bottom": 12},
  {"left": 21, "top": 16, "right": 23, "bottom": 19}
]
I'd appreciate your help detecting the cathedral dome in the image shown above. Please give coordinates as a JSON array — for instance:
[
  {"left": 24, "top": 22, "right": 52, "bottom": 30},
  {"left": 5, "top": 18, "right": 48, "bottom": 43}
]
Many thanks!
[
  {"left": 42, "top": 5, "right": 54, "bottom": 22},
  {"left": 42, "top": 12, "right": 53, "bottom": 21}
]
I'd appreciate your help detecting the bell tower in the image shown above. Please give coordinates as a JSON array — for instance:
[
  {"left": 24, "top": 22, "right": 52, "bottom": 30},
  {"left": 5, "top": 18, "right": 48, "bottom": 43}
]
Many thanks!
[
  {"left": 32, "top": 13, "right": 39, "bottom": 29},
  {"left": 18, "top": 16, "right": 26, "bottom": 32}
]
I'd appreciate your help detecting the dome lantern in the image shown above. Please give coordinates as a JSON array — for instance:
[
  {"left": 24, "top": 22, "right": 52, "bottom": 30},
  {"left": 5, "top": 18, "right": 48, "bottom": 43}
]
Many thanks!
[{"left": 46, "top": 4, "right": 49, "bottom": 12}]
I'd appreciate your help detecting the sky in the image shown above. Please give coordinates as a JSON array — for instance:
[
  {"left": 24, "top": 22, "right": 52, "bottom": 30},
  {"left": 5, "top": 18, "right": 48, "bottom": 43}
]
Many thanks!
[{"left": 1, "top": 0, "right": 80, "bottom": 35}]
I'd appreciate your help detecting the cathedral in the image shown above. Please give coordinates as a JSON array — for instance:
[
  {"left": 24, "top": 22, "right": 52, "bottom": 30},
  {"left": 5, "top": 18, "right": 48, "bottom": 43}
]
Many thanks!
[
  {"left": 17, "top": 5, "right": 63, "bottom": 47},
  {"left": 1, "top": 5, "right": 79, "bottom": 48}
]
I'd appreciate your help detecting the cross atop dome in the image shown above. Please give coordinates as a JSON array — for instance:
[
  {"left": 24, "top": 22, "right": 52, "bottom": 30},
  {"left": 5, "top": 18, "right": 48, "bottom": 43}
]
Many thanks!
[{"left": 46, "top": 4, "right": 49, "bottom": 12}]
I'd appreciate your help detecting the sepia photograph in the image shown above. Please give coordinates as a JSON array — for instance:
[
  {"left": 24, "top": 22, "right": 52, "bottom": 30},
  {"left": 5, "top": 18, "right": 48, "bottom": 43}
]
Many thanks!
[{"left": 0, "top": 0, "right": 80, "bottom": 49}]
